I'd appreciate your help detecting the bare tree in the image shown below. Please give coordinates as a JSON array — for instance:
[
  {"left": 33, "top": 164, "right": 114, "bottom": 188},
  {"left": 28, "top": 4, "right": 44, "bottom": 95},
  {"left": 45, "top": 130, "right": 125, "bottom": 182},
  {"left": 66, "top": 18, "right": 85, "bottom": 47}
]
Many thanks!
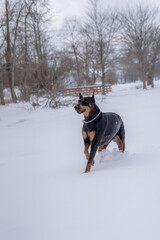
[
  {"left": 2, "top": 0, "right": 25, "bottom": 102},
  {"left": 61, "top": 18, "right": 83, "bottom": 86},
  {"left": 0, "top": 60, "right": 5, "bottom": 105},
  {"left": 0, "top": 11, "right": 5, "bottom": 105},
  {"left": 5, "top": 0, "right": 17, "bottom": 102},
  {"left": 120, "top": 5, "right": 160, "bottom": 89},
  {"left": 80, "top": 40, "right": 98, "bottom": 85},
  {"left": 11, "top": 0, "right": 25, "bottom": 100},
  {"left": 22, "top": 0, "right": 35, "bottom": 101},
  {"left": 119, "top": 50, "right": 140, "bottom": 83},
  {"left": 146, "top": 26, "right": 160, "bottom": 88},
  {"left": 29, "top": 0, "right": 52, "bottom": 89},
  {"left": 83, "top": 0, "right": 119, "bottom": 94}
]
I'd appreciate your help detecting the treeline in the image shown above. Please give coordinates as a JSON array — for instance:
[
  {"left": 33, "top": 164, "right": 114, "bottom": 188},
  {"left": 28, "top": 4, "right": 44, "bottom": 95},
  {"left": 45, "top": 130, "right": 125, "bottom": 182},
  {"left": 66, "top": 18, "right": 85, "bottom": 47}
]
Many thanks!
[{"left": 1, "top": 0, "right": 160, "bottom": 105}]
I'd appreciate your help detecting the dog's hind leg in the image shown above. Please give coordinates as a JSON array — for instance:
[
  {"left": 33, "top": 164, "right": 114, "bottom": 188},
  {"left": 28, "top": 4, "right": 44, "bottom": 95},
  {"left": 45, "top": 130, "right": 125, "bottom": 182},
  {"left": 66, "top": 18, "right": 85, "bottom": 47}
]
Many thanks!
[
  {"left": 113, "top": 136, "right": 124, "bottom": 151},
  {"left": 98, "top": 141, "right": 111, "bottom": 152},
  {"left": 118, "top": 122, "right": 125, "bottom": 151},
  {"left": 113, "top": 122, "right": 125, "bottom": 152}
]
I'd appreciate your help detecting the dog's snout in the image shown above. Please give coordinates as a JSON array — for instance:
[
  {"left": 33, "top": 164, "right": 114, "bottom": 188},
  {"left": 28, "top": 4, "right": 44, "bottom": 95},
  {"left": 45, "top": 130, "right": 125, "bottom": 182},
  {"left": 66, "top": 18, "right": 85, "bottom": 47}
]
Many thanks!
[{"left": 74, "top": 105, "right": 78, "bottom": 110}]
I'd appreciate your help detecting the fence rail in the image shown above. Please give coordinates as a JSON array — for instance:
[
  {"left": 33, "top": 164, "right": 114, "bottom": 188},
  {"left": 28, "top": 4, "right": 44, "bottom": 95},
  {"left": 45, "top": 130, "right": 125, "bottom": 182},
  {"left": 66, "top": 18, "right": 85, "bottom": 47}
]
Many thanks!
[{"left": 63, "top": 85, "right": 112, "bottom": 96}]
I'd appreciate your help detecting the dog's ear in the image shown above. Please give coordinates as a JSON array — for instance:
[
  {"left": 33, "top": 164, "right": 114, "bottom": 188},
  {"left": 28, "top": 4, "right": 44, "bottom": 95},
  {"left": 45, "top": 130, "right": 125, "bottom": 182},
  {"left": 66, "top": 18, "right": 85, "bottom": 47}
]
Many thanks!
[
  {"left": 79, "top": 93, "right": 83, "bottom": 99},
  {"left": 91, "top": 90, "right": 95, "bottom": 103}
]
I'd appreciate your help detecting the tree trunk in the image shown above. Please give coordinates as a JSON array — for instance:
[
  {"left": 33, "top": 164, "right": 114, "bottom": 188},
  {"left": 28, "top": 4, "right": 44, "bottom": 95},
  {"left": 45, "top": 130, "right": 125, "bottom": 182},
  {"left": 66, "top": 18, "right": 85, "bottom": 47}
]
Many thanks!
[
  {"left": 5, "top": 0, "right": 17, "bottom": 103},
  {"left": 148, "top": 75, "right": 154, "bottom": 88},
  {"left": 102, "top": 73, "right": 105, "bottom": 95},
  {"left": 23, "top": 1, "right": 34, "bottom": 101},
  {"left": 147, "top": 68, "right": 154, "bottom": 88},
  {"left": 141, "top": 65, "right": 147, "bottom": 89},
  {"left": 0, "top": 78, "right": 5, "bottom": 105},
  {"left": 101, "top": 62, "right": 105, "bottom": 95},
  {"left": 100, "top": 38, "right": 105, "bottom": 95},
  {"left": 142, "top": 75, "right": 147, "bottom": 89},
  {"left": 72, "top": 44, "right": 81, "bottom": 86},
  {"left": 23, "top": 15, "right": 29, "bottom": 101},
  {"left": 147, "top": 75, "right": 152, "bottom": 87},
  {"left": 151, "top": 78, "right": 154, "bottom": 88}
]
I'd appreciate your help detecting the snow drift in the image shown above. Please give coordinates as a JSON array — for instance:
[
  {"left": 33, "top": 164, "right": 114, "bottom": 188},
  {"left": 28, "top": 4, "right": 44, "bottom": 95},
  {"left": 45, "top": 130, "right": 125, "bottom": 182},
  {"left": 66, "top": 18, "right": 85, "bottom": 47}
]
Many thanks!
[{"left": 0, "top": 81, "right": 160, "bottom": 240}]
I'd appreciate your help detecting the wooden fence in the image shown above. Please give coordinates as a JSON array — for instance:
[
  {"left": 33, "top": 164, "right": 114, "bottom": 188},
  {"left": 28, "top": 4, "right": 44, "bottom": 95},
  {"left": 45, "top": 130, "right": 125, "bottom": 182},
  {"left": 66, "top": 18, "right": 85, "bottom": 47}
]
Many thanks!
[{"left": 63, "top": 84, "right": 112, "bottom": 96}]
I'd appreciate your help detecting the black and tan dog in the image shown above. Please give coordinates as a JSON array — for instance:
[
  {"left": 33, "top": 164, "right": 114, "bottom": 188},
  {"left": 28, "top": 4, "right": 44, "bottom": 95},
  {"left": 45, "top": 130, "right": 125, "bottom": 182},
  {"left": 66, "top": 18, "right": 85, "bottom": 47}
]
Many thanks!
[{"left": 74, "top": 92, "right": 125, "bottom": 173}]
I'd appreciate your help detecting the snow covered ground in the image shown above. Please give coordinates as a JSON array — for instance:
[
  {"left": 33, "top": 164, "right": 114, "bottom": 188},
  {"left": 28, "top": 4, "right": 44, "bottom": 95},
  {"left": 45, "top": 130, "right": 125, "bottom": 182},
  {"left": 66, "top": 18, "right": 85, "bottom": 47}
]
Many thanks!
[{"left": 0, "top": 81, "right": 160, "bottom": 240}]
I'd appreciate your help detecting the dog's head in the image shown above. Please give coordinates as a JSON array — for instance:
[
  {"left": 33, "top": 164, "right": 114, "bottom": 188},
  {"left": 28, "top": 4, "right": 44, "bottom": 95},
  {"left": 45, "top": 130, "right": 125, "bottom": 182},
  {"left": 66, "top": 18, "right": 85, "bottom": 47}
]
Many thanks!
[{"left": 74, "top": 91, "right": 95, "bottom": 117}]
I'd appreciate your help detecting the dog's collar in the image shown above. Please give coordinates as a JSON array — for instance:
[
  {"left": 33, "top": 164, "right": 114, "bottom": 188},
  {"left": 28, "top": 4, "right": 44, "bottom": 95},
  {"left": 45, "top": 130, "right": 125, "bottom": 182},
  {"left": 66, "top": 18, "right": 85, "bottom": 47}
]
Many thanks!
[{"left": 83, "top": 111, "right": 102, "bottom": 124}]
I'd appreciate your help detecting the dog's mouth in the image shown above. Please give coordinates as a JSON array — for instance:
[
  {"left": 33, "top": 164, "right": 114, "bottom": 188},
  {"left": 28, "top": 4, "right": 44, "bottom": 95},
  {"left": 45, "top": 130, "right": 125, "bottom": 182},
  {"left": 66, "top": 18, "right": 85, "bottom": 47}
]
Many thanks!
[{"left": 74, "top": 105, "right": 86, "bottom": 114}]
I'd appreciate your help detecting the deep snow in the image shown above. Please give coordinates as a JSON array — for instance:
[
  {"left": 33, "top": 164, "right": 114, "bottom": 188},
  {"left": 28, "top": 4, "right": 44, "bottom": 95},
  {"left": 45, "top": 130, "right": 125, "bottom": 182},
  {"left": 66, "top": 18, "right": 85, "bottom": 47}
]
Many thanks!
[{"left": 0, "top": 81, "right": 160, "bottom": 240}]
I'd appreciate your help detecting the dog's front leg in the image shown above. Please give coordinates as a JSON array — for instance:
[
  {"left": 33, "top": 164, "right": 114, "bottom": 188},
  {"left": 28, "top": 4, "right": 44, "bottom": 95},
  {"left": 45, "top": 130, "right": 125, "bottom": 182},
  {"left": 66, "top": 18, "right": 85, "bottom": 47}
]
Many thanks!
[{"left": 85, "top": 142, "right": 98, "bottom": 173}]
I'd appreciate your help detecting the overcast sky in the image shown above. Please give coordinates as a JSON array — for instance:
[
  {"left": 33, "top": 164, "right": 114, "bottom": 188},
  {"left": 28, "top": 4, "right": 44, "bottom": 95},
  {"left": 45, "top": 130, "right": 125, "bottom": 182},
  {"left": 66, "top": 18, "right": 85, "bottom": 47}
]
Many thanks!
[{"left": 50, "top": 0, "right": 160, "bottom": 29}]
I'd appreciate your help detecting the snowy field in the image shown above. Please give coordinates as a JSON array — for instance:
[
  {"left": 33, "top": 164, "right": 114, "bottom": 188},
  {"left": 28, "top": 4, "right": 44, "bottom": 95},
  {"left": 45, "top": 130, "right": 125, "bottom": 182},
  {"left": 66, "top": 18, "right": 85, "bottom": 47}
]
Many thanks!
[{"left": 0, "top": 81, "right": 160, "bottom": 240}]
